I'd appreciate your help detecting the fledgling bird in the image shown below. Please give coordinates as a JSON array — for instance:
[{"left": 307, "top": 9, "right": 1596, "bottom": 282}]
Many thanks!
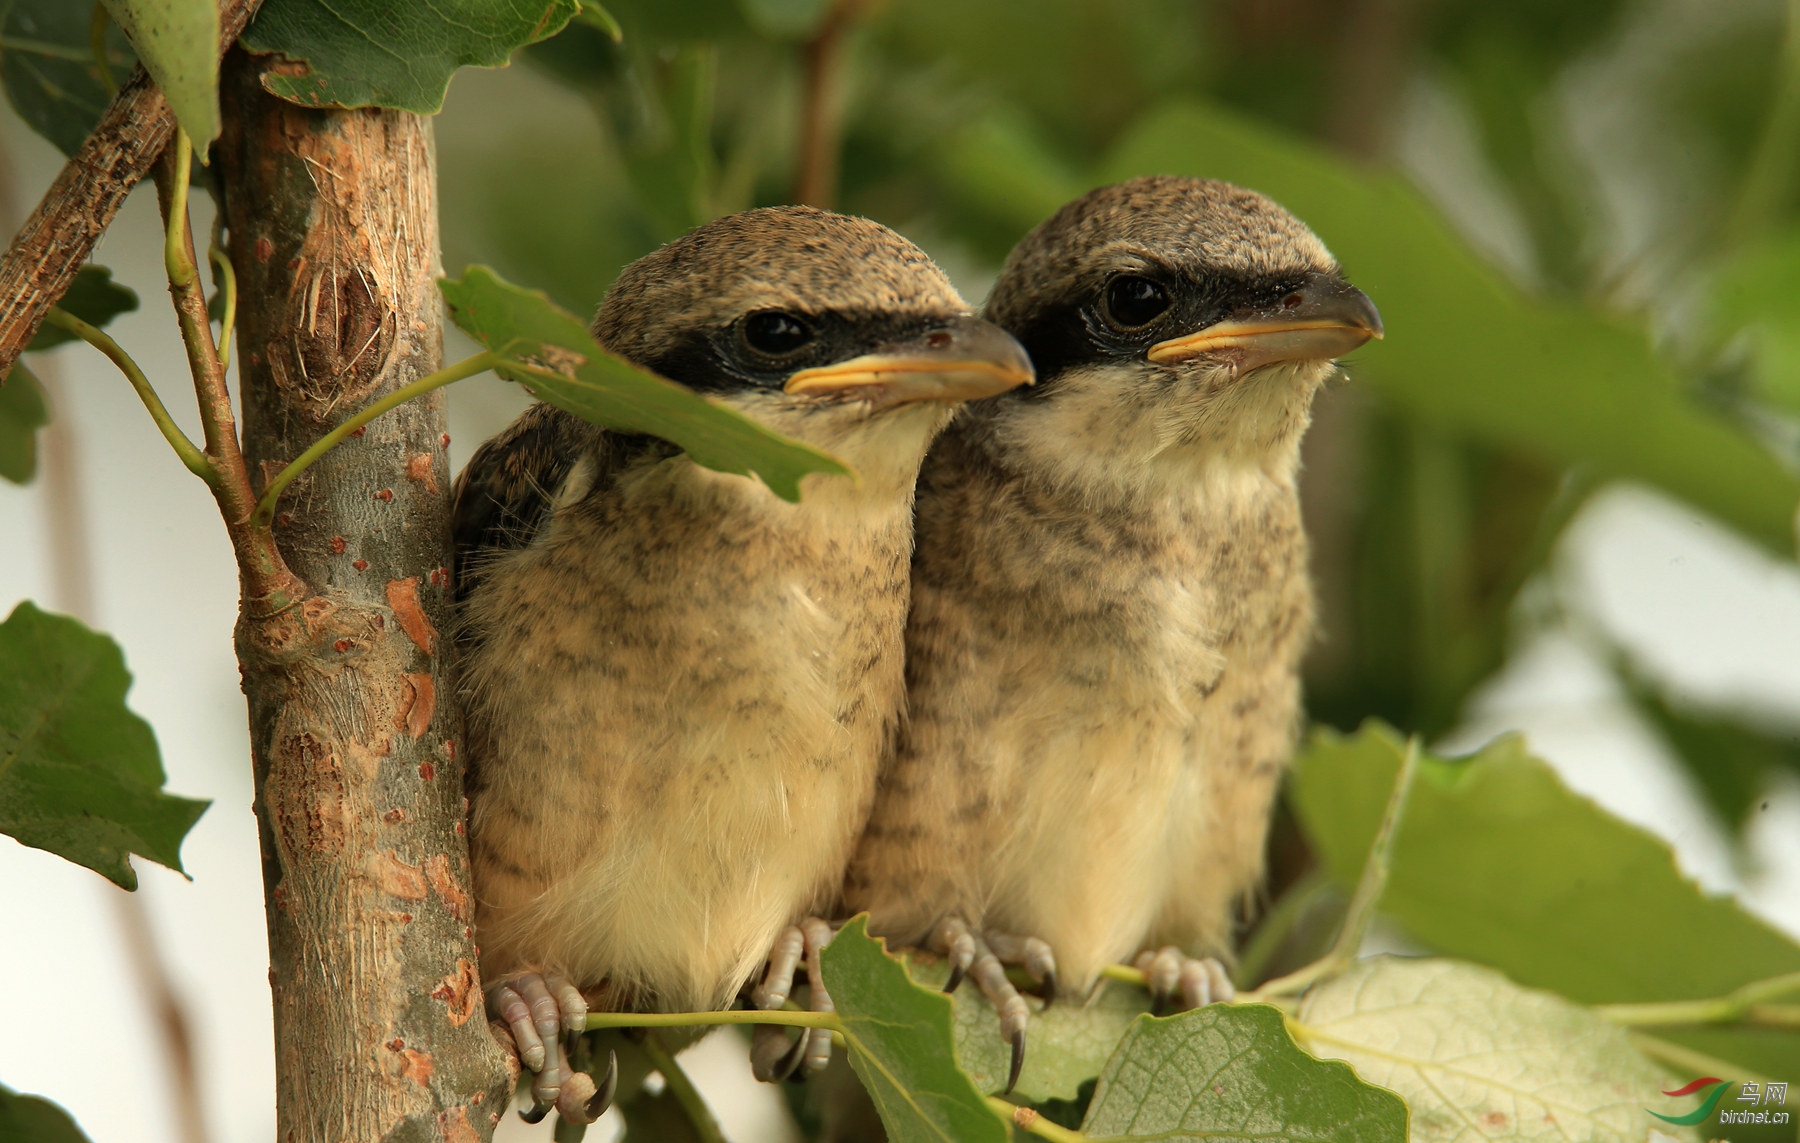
[
  {"left": 453, "top": 206, "right": 1032, "bottom": 1123},
  {"left": 842, "top": 176, "right": 1381, "bottom": 1085}
]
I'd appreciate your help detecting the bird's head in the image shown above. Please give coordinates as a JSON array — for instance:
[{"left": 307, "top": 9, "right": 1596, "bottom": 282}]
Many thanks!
[
  {"left": 593, "top": 206, "right": 1033, "bottom": 487},
  {"left": 976, "top": 176, "right": 1381, "bottom": 495}
]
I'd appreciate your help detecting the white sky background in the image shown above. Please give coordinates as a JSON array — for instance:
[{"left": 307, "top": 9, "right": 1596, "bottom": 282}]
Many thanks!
[{"left": 3, "top": 43, "right": 1800, "bottom": 1143}]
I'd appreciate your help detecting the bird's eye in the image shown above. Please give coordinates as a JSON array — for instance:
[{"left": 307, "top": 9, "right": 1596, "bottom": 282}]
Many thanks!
[
  {"left": 743, "top": 311, "right": 815, "bottom": 356},
  {"left": 1103, "top": 275, "right": 1172, "bottom": 329}
]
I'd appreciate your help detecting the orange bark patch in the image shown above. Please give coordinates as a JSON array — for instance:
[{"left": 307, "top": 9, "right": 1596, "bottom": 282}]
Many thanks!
[
  {"left": 399, "top": 1047, "right": 435, "bottom": 1086},
  {"left": 385, "top": 577, "right": 437, "bottom": 654},
  {"left": 398, "top": 673, "right": 435, "bottom": 738},
  {"left": 439, "top": 1106, "right": 480, "bottom": 1143},
  {"left": 405, "top": 452, "right": 438, "bottom": 493},
  {"left": 432, "top": 958, "right": 483, "bottom": 1026},
  {"left": 370, "top": 849, "right": 427, "bottom": 900},
  {"left": 424, "top": 853, "right": 469, "bottom": 919}
]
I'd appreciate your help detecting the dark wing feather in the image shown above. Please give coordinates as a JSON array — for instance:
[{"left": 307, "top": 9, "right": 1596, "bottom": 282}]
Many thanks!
[{"left": 451, "top": 402, "right": 597, "bottom": 601}]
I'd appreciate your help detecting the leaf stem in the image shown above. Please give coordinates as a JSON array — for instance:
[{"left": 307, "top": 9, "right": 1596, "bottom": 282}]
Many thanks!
[
  {"left": 987, "top": 1098, "right": 1086, "bottom": 1143},
  {"left": 208, "top": 237, "right": 236, "bottom": 372},
  {"left": 640, "top": 1031, "right": 728, "bottom": 1143},
  {"left": 1629, "top": 1031, "right": 1773, "bottom": 1086},
  {"left": 88, "top": 2, "right": 116, "bottom": 96},
  {"left": 1251, "top": 735, "right": 1420, "bottom": 1000},
  {"left": 583, "top": 1008, "right": 844, "bottom": 1032},
  {"left": 43, "top": 308, "right": 214, "bottom": 484},
  {"left": 164, "top": 132, "right": 196, "bottom": 290},
  {"left": 1098, "top": 964, "right": 1146, "bottom": 987},
  {"left": 1727, "top": 0, "right": 1800, "bottom": 245},
  {"left": 252, "top": 351, "right": 499, "bottom": 528},
  {"left": 1597, "top": 971, "right": 1800, "bottom": 1029}
]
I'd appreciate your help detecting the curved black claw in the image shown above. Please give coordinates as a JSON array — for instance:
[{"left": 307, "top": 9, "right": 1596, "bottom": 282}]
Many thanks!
[
  {"left": 1003, "top": 1028, "right": 1025, "bottom": 1096},
  {"left": 774, "top": 1029, "right": 809, "bottom": 1084},
  {"left": 519, "top": 1099, "right": 553, "bottom": 1125},
  {"left": 943, "top": 962, "right": 966, "bottom": 995},
  {"left": 1037, "top": 969, "right": 1057, "bottom": 1008},
  {"left": 586, "top": 1050, "right": 619, "bottom": 1120},
  {"left": 1150, "top": 987, "right": 1174, "bottom": 1017}
]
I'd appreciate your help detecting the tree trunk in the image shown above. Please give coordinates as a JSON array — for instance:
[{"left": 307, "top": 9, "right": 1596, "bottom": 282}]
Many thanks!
[{"left": 217, "top": 50, "right": 511, "bottom": 1142}]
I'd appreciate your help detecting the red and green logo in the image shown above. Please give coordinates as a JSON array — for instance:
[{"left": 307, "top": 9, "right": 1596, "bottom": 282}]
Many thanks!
[{"left": 1651, "top": 1077, "right": 1730, "bottom": 1126}]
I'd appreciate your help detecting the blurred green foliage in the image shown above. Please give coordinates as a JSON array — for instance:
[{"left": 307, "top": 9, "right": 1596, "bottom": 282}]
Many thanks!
[{"left": 436, "top": 0, "right": 1800, "bottom": 818}]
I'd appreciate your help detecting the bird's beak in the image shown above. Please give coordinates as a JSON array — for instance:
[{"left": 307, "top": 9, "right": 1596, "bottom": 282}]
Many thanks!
[
  {"left": 784, "top": 315, "right": 1034, "bottom": 407},
  {"left": 1147, "top": 272, "right": 1383, "bottom": 374}
]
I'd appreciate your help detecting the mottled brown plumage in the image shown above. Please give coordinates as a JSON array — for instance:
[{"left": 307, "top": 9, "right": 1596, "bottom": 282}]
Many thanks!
[
  {"left": 454, "top": 206, "right": 1030, "bottom": 1120},
  {"left": 843, "top": 177, "right": 1380, "bottom": 1052}
]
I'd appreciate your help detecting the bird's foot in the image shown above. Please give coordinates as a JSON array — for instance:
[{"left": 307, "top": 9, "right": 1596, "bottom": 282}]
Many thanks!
[
  {"left": 486, "top": 973, "right": 617, "bottom": 1124},
  {"left": 931, "top": 917, "right": 1053, "bottom": 1095},
  {"left": 749, "top": 917, "right": 837, "bottom": 1083},
  {"left": 1131, "top": 946, "right": 1235, "bottom": 1015}
]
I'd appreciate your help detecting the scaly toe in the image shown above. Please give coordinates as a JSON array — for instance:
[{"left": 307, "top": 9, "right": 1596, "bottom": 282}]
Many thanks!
[{"left": 931, "top": 916, "right": 977, "bottom": 994}]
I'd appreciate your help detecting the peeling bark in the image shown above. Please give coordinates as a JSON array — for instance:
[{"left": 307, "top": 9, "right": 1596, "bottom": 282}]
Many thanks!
[{"left": 217, "top": 50, "right": 510, "bottom": 1142}]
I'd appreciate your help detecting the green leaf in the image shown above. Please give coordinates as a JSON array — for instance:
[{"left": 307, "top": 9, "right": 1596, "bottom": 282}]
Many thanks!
[
  {"left": 0, "top": 0, "right": 137, "bottom": 156},
  {"left": 241, "top": 0, "right": 580, "bottom": 113},
  {"left": 1105, "top": 101, "right": 1800, "bottom": 554},
  {"left": 1080, "top": 1003, "right": 1408, "bottom": 1143},
  {"left": 0, "top": 1084, "right": 94, "bottom": 1143},
  {"left": 28, "top": 265, "right": 139, "bottom": 352},
  {"left": 99, "top": 0, "right": 218, "bottom": 152},
  {"left": 0, "top": 601, "right": 209, "bottom": 889},
  {"left": 906, "top": 953, "right": 1147, "bottom": 1102},
  {"left": 0, "top": 361, "right": 48, "bottom": 485},
  {"left": 1288, "top": 721, "right": 1800, "bottom": 1077},
  {"left": 439, "top": 265, "right": 850, "bottom": 502},
  {"left": 1293, "top": 958, "right": 1697, "bottom": 1143},
  {"left": 820, "top": 917, "right": 1010, "bottom": 1143}
]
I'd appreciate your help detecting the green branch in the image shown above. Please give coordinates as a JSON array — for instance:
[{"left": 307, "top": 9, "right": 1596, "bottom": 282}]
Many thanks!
[
  {"left": 1597, "top": 971, "right": 1800, "bottom": 1030},
  {"left": 44, "top": 308, "right": 215, "bottom": 485},
  {"left": 640, "top": 1031, "right": 727, "bottom": 1143},
  {"left": 989, "top": 1097, "right": 1086, "bottom": 1143},
  {"left": 252, "top": 352, "right": 499, "bottom": 527},
  {"left": 583, "top": 1008, "right": 842, "bottom": 1032},
  {"left": 1252, "top": 736, "right": 1421, "bottom": 1001}
]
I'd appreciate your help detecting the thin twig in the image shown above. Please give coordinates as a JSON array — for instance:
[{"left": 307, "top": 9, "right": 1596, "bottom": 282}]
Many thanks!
[
  {"left": 1252, "top": 736, "right": 1421, "bottom": 1000},
  {"left": 0, "top": 0, "right": 262, "bottom": 382},
  {"left": 640, "top": 1032, "right": 728, "bottom": 1143},
  {"left": 252, "top": 352, "right": 500, "bottom": 527},
  {"left": 1726, "top": 0, "right": 1800, "bottom": 245},
  {"left": 30, "top": 346, "right": 213, "bottom": 1143},
  {"left": 584, "top": 1009, "right": 841, "bottom": 1032},
  {"left": 988, "top": 1097, "right": 1084, "bottom": 1143},
  {"left": 111, "top": 893, "right": 213, "bottom": 1143},
  {"left": 42, "top": 309, "right": 213, "bottom": 483},
  {"left": 793, "top": 0, "right": 864, "bottom": 207},
  {"left": 151, "top": 132, "right": 302, "bottom": 609}
]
